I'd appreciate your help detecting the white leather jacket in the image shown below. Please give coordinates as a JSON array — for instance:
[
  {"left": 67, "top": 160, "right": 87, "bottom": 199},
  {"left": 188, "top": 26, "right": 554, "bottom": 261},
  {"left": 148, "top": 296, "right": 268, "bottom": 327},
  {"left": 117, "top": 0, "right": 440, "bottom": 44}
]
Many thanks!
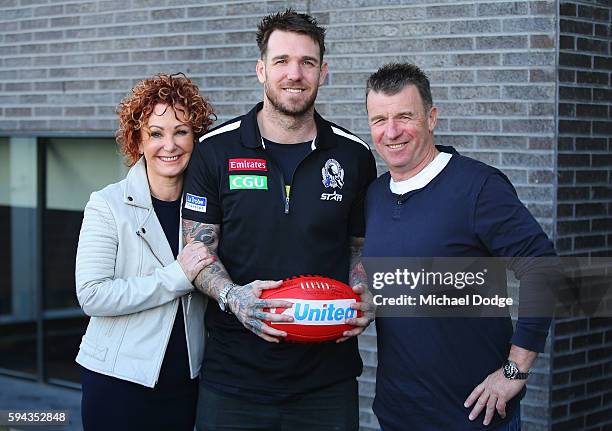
[{"left": 75, "top": 157, "right": 207, "bottom": 388}]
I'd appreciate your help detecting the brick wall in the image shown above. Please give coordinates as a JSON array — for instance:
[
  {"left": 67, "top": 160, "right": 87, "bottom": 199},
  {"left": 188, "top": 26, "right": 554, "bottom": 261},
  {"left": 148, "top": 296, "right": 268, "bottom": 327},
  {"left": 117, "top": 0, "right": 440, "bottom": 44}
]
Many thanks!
[
  {"left": 554, "top": 1, "right": 612, "bottom": 430},
  {"left": 0, "top": 0, "right": 558, "bottom": 229},
  {"left": 1, "top": 1, "right": 610, "bottom": 430}
]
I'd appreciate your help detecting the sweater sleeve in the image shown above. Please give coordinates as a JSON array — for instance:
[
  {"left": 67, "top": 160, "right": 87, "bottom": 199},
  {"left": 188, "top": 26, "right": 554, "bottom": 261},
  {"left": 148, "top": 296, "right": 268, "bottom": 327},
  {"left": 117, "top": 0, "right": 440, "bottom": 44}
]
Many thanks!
[{"left": 473, "top": 173, "right": 556, "bottom": 352}]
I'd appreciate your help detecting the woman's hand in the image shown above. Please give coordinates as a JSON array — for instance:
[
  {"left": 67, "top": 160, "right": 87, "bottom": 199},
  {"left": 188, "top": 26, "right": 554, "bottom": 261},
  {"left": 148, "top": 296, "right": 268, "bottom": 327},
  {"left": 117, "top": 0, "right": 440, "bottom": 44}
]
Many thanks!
[{"left": 177, "top": 241, "right": 215, "bottom": 282}]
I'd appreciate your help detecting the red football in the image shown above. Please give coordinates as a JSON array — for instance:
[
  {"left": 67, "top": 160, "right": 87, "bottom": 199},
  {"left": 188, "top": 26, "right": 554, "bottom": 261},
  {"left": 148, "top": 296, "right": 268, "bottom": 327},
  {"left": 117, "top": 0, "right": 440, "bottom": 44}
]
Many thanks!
[{"left": 260, "top": 275, "right": 362, "bottom": 343}]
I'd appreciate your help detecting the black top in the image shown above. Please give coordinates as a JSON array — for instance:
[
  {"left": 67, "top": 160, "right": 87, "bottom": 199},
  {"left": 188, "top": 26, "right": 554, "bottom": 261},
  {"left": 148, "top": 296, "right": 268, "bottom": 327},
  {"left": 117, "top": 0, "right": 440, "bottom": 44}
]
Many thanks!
[
  {"left": 182, "top": 103, "right": 377, "bottom": 400},
  {"left": 151, "top": 196, "right": 191, "bottom": 386},
  {"left": 262, "top": 138, "right": 312, "bottom": 185},
  {"left": 152, "top": 196, "right": 180, "bottom": 257}
]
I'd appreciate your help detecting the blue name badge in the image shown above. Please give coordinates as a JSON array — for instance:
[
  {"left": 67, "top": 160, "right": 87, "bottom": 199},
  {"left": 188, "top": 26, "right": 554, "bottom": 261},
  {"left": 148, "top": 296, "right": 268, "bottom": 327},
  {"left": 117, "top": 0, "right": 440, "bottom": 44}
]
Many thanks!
[{"left": 184, "top": 193, "right": 207, "bottom": 213}]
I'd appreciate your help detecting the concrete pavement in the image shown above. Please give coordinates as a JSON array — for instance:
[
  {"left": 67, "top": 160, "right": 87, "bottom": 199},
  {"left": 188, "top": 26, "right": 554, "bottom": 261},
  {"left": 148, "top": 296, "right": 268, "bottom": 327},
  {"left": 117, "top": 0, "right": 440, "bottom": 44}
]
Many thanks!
[{"left": 0, "top": 375, "right": 81, "bottom": 431}]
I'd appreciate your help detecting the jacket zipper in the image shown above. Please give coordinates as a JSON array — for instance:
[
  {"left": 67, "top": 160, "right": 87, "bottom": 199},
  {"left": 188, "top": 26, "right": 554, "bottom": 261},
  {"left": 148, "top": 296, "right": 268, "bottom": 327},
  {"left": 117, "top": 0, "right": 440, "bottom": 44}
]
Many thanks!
[
  {"left": 105, "top": 319, "right": 117, "bottom": 337},
  {"left": 285, "top": 150, "right": 314, "bottom": 214},
  {"left": 262, "top": 143, "right": 316, "bottom": 215},
  {"left": 182, "top": 296, "right": 194, "bottom": 377},
  {"left": 265, "top": 157, "right": 290, "bottom": 214}
]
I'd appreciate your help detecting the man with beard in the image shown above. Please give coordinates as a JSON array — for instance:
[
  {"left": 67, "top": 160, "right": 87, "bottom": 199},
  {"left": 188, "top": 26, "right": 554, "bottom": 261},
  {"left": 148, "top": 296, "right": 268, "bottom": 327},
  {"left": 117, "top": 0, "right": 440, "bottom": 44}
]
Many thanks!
[{"left": 181, "top": 9, "right": 377, "bottom": 431}]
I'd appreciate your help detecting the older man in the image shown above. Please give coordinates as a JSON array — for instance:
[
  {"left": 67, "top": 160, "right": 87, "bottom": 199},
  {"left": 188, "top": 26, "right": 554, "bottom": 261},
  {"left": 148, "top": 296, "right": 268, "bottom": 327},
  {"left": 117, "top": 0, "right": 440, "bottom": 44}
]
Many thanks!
[{"left": 363, "top": 63, "right": 555, "bottom": 430}]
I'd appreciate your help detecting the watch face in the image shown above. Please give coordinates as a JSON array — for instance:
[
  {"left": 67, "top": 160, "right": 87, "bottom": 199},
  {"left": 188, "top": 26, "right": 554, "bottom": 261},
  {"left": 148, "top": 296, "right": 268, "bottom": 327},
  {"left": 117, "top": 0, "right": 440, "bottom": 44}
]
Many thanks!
[{"left": 504, "top": 361, "right": 517, "bottom": 379}]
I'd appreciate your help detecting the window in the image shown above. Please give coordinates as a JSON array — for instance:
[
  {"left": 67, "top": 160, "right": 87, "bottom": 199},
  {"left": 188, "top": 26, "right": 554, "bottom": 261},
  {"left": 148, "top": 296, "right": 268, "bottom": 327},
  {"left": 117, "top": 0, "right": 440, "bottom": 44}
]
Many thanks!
[
  {"left": 0, "top": 136, "right": 126, "bottom": 384},
  {"left": 44, "top": 138, "right": 126, "bottom": 311},
  {"left": 0, "top": 137, "right": 38, "bottom": 377},
  {"left": 43, "top": 137, "right": 126, "bottom": 383}
]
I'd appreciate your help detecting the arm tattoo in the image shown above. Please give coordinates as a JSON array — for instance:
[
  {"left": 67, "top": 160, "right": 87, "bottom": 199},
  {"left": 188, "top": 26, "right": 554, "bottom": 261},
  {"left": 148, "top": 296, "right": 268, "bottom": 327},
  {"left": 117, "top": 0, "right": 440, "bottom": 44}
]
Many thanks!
[
  {"left": 183, "top": 220, "right": 219, "bottom": 249},
  {"left": 349, "top": 236, "right": 375, "bottom": 321},
  {"left": 182, "top": 221, "right": 276, "bottom": 340},
  {"left": 182, "top": 220, "right": 232, "bottom": 300},
  {"left": 201, "top": 227, "right": 216, "bottom": 246},
  {"left": 349, "top": 236, "right": 368, "bottom": 288}
]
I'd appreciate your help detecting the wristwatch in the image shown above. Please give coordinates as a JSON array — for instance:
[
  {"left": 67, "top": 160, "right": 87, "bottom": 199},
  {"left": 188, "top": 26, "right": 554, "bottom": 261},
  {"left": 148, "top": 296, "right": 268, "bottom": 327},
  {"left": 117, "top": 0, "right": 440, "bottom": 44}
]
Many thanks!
[
  {"left": 218, "top": 283, "right": 237, "bottom": 313},
  {"left": 503, "top": 359, "right": 529, "bottom": 380}
]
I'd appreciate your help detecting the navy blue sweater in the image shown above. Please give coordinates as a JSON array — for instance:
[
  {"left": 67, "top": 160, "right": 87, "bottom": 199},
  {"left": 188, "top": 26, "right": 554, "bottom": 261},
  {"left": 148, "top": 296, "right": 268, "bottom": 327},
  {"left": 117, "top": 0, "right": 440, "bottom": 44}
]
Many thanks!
[{"left": 363, "top": 148, "right": 555, "bottom": 430}]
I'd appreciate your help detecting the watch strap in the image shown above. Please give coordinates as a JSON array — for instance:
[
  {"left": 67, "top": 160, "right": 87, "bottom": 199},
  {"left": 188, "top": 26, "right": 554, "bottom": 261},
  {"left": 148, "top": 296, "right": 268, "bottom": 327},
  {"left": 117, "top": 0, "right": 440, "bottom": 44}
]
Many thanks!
[
  {"left": 218, "top": 283, "right": 237, "bottom": 313},
  {"left": 515, "top": 371, "right": 529, "bottom": 379}
]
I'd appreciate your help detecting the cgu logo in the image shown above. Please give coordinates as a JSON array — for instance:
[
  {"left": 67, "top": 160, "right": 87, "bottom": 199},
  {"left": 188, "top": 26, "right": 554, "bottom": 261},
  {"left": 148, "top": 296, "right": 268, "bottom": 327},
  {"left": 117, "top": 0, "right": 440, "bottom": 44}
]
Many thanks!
[
  {"left": 271, "top": 299, "right": 356, "bottom": 325},
  {"left": 229, "top": 175, "right": 268, "bottom": 190}
]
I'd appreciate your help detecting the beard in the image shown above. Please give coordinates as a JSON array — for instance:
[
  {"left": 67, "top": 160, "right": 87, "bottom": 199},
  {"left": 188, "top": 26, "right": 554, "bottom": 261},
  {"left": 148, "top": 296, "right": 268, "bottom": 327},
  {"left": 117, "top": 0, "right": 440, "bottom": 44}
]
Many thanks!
[{"left": 264, "top": 81, "right": 319, "bottom": 117}]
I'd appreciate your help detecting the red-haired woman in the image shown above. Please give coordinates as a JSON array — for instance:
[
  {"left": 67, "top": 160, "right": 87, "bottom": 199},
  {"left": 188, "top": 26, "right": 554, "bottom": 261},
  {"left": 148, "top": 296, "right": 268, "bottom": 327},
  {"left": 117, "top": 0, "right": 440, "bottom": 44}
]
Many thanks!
[{"left": 75, "top": 73, "right": 215, "bottom": 430}]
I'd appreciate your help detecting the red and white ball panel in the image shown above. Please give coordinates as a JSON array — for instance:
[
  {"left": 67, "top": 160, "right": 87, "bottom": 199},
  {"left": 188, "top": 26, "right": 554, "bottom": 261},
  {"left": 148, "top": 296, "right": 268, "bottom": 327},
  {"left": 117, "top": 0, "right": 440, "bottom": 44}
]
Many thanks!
[{"left": 260, "top": 275, "right": 362, "bottom": 343}]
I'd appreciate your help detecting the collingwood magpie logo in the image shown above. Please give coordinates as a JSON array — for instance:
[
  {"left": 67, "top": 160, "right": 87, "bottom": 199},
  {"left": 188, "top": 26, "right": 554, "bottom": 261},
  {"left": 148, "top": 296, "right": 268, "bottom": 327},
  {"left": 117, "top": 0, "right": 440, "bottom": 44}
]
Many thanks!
[{"left": 321, "top": 159, "right": 344, "bottom": 202}]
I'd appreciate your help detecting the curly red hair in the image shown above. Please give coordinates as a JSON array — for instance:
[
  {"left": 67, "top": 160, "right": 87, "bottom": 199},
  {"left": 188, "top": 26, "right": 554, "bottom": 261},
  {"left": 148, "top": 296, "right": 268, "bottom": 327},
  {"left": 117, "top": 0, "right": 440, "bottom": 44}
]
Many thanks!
[{"left": 116, "top": 73, "right": 215, "bottom": 166}]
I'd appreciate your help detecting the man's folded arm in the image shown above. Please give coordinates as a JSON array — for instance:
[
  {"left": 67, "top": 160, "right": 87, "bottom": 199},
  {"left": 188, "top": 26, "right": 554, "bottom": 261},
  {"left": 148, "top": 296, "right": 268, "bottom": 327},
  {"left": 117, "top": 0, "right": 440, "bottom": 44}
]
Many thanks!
[{"left": 182, "top": 219, "right": 293, "bottom": 343}]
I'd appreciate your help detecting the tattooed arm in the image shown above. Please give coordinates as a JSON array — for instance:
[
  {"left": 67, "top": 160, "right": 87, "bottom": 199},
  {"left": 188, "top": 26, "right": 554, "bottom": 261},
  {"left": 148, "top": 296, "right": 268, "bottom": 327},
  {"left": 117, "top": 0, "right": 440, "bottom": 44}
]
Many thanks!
[
  {"left": 337, "top": 236, "right": 375, "bottom": 342},
  {"left": 182, "top": 220, "right": 228, "bottom": 298},
  {"left": 182, "top": 219, "right": 293, "bottom": 343}
]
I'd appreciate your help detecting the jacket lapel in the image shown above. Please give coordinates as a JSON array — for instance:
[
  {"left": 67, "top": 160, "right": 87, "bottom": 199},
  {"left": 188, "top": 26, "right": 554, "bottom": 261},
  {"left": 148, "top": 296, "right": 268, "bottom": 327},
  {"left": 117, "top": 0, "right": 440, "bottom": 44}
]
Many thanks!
[{"left": 124, "top": 158, "right": 175, "bottom": 266}]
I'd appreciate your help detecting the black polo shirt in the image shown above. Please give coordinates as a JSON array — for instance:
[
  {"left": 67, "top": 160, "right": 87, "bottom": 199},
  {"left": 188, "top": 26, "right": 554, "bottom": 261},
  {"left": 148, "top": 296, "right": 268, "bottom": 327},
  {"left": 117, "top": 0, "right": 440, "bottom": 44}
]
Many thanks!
[{"left": 182, "top": 102, "right": 377, "bottom": 398}]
